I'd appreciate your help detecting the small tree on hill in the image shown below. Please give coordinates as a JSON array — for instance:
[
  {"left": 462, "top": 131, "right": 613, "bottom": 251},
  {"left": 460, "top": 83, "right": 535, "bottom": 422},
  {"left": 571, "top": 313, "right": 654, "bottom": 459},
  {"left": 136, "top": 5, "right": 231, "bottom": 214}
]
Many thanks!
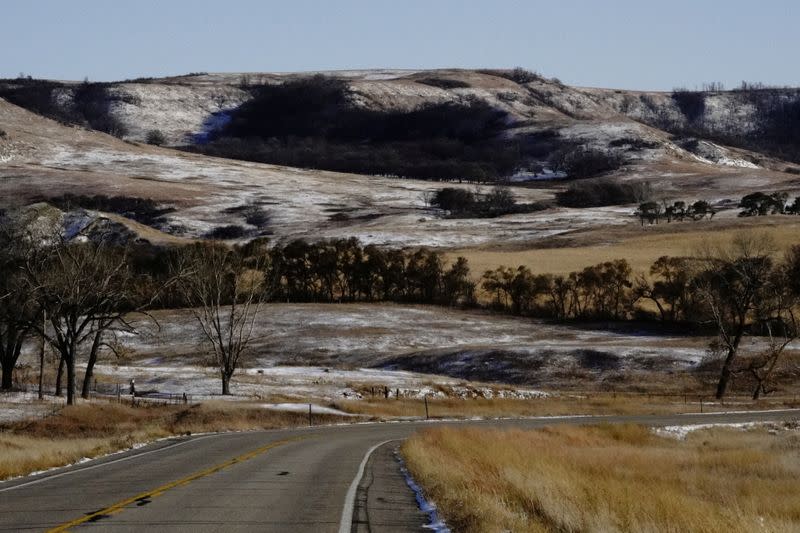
[{"left": 145, "top": 129, "right": 166, "bottom": 146}]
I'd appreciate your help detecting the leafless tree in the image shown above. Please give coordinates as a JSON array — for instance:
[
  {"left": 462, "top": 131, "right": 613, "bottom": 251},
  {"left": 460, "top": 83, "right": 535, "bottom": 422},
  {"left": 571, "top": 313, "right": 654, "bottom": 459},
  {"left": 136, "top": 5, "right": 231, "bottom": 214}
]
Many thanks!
[
  {"left": 692, "top": 233, "right": 775, "bottom": 399},
  {"left": 744, "top": 253, "right": 799, "bottom": 399},
  {"left": 172, "top": 242, "right": 268, "bottom": 395},
  {"left": 0, "top": 216, "right": 36, "bottom": 391},
  {"left": 22, "top": 239, "right": 136, "bottom": 405}
]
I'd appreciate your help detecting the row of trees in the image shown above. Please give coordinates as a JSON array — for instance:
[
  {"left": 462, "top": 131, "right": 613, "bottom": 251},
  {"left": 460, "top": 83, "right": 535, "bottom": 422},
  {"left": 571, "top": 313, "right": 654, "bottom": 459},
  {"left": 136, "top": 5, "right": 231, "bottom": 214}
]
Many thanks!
[
  {"left": 739, "top": 192, "right": 800, "bottom": 217},
  {"left": 0, "top": 221, "right": 476, "bottom": 401},
  {"left": 482, "top": 260, "right": 634, "bottom": 320},
  {"left": 635, "top": 193, "right": 800, "bottom": 225},
  {"left": 635, "top": 200, "right": 715, "bottom": 225},
  {"left": 1, "top": 211, "right": 797, "bottom": 401},
  {"left": 481, "top": 236, "right": 800, "bottom": 399}
]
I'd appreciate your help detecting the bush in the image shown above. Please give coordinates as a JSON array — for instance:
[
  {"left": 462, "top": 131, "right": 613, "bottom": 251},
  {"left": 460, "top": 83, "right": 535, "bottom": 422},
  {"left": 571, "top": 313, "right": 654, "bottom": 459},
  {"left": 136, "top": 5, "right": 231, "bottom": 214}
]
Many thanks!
[
  {"left": 551, "top": 147, "right": 624, "bottom": 178},
  {"left": 556, "top": 179, "right": 650, "bottom": 208},
  {"left": 145, "top": 129, "right": 166, "bottom": 146},
  {"left": 432, "top": 188, "right": 476, "bottom": 213},
  {"left": 0, "top": 129, "right": 6, "bottom": 138}
]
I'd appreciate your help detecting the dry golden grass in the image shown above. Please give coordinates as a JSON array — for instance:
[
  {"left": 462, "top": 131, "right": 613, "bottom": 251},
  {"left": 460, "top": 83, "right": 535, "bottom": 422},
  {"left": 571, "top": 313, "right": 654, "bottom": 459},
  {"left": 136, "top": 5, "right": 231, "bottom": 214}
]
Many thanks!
[
  {"left": 0, "top": 400, "right": 349, "bottom": 480},
  {"left": 449, "top": 220, "right": 800, "bottom": 276},
  {"left": 334, "top": 393, "right": 798, "bottom": 419},
  {"left": 402, "top": 424, "right": 800, "bottom": 532}
]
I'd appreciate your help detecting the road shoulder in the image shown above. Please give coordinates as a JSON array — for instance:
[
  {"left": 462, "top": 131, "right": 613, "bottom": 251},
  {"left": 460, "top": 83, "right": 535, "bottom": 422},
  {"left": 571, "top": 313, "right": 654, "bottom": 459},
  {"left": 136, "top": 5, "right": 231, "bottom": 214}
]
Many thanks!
[{"left": 351, "top": 441, "right": 428, "bottom": 532}]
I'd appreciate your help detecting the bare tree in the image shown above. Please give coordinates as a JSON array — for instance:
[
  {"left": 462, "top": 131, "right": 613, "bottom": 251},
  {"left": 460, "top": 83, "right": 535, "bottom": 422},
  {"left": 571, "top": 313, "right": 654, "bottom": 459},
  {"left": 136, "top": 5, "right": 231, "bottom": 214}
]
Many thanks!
[
  {"left": 23, "top": 239, "right": 135, "bottom": 405},
  {"left": 693, "top": 233, "right": 775, "bottom": 399},
  {"left": 173, "top": 242, "right": 268, "bottom": 395},
  {"left": 0, "top": 216, "right": 35, "bottom": 391},
  {"left": 744, "top": 250, "right": 800, "bottom": 399}
]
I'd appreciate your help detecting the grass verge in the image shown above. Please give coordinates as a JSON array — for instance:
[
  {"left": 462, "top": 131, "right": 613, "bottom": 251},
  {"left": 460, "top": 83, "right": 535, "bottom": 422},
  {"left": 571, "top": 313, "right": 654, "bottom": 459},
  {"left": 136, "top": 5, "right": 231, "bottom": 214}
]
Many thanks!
[
  {"left": 401, "top": 424, "right": 800, "bottom": 532},
  {"left": 0, "top": 400, "right": 349, "bottom": 480}
]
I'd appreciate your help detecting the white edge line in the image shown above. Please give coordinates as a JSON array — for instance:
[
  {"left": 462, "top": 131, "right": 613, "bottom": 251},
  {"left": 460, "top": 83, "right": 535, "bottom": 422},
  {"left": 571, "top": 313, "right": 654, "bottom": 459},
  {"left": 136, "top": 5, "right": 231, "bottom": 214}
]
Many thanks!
[
  {"left": 0, "top": 433, "right": 219, "bottom": 493},
  {"left": 338, "top": 439, "right": 397, "bottom": 533}
]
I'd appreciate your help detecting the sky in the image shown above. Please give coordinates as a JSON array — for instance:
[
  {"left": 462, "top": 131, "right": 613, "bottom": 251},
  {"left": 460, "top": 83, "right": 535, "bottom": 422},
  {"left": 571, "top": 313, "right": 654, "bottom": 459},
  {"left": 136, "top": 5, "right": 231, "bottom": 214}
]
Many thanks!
[{"left": 1, "top": 0, "right": 798, "bottom": 90}]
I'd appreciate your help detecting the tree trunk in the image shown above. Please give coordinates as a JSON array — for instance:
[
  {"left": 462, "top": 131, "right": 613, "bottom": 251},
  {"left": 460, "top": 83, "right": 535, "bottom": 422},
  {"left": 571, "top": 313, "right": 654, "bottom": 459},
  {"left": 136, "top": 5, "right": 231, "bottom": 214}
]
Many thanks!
[
  {"left": 55, "top": 356, "right": 65, "bottom": 397},
  {"left": 0, "top": 361, "right": 12, "bottom": 390},
  {"left": 715, "top": 330, "right": 743, "bottom": 399},
  {"left": 0, "top": 332, "right": 23, "bottom": 391},
  {"left": 752, "top": 382, "right": 763, "bottom": 400},
  {"left": 82, "top": 330, "right": 103, "bottom": 399},
  {"left": 715, "top": 348, "right": 736, "bottom": 399},
  {"left": 66, "top": 355, "right": 76, "bottom": 406},
  {"left": 221, "top": 373, "right": 231, "bottom": 395}
]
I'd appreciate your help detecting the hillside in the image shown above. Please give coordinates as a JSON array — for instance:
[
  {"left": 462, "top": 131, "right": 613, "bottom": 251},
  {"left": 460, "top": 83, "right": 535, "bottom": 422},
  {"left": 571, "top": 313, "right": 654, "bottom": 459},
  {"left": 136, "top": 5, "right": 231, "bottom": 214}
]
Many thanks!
[{"left": 1, "top": 69, "right": 799, "bottom": 256}]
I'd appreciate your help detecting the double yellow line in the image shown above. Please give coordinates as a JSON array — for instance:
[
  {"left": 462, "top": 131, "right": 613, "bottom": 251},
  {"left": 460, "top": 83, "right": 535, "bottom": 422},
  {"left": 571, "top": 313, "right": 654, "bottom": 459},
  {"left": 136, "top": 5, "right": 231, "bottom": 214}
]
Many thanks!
[{"left": 47, "top": 436, "right": 305, "bottom": 532}]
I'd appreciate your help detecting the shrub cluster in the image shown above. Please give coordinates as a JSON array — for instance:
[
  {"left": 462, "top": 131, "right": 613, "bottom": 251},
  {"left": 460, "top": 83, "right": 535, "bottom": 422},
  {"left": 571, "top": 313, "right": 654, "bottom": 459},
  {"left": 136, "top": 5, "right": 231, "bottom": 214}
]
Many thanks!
[
  {"left": 430, "top": 186, "right": 546, "bottom": 218},
  {"left": 556, "top": 179, "right": 651, "bottom": 208},
  {"left": 550, "top": 147, "right": 624, "bottom": 179}
]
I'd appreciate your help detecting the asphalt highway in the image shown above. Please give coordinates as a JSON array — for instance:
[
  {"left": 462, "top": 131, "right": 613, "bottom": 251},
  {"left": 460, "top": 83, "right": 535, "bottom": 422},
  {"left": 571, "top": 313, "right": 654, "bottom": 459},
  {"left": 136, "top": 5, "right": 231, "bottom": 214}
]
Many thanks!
[{"left": 1, "top": 409, "right": 797, "bottom": 532}]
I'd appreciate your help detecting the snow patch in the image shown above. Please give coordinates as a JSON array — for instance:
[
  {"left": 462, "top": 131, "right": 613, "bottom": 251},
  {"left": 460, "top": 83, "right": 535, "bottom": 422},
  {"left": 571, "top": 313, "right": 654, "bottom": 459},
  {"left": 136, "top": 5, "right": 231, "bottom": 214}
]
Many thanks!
[
  {"left": 655, "top": 422, "right": 760, "bottom": 440},
  {"left": 395, "top": 450, "right": 451, "bottom": 532}
]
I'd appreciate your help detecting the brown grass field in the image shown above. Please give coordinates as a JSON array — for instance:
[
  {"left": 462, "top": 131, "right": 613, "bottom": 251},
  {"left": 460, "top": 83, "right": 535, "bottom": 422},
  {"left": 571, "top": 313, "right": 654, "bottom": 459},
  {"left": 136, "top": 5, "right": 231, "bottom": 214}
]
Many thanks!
[
  {"left": 402, "top": 424, "right": 800, "bottom": 532},
  {"left": 448, "top": 218, "right": 800, "bottom": 277}
]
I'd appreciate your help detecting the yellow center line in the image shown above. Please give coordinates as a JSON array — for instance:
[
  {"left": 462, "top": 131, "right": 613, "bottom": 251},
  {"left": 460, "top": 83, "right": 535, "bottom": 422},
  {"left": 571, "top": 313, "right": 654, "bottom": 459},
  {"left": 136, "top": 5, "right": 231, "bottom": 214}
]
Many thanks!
[{"left": 47, "top": 435, "right": 308, "bottom": 532}]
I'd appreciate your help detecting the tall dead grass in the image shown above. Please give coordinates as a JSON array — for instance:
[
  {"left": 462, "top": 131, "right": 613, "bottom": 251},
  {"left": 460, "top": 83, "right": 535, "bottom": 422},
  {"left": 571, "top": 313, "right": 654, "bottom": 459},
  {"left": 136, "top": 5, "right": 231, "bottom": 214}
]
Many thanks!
[
  {"left": 402, "top": 424, "right": 800, "bottom": 532},
  {"left": 0, "top": 401, "right": 348, "bottom": 480}
]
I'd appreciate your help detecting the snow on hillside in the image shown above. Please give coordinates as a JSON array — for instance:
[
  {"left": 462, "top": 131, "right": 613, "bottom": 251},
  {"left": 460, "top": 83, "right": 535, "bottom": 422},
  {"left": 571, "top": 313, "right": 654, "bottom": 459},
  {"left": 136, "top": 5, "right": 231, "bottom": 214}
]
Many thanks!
[{"left": 38, "top": 143, "right": 631, "bottom": 247}]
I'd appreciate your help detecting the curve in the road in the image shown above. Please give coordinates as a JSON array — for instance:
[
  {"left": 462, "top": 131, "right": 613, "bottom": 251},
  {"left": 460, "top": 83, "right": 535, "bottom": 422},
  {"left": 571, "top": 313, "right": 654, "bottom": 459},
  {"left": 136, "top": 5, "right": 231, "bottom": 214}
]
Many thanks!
[{"left": 0, "top": 409, "right": 796, "bottom": 532}]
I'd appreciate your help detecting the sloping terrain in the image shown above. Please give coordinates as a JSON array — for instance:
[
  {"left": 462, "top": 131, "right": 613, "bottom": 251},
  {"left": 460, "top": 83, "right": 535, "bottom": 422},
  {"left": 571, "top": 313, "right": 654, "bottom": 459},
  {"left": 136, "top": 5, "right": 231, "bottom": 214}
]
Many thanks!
[{"left": 1, "top": 69, "right": 799, "bottom": 253}]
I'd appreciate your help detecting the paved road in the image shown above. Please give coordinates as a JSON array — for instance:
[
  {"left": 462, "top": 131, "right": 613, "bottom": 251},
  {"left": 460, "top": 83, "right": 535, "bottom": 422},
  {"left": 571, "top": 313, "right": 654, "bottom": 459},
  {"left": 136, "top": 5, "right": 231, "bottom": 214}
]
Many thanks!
[{"left": 0, "top": 410, "right": 797, "bottom": 532}]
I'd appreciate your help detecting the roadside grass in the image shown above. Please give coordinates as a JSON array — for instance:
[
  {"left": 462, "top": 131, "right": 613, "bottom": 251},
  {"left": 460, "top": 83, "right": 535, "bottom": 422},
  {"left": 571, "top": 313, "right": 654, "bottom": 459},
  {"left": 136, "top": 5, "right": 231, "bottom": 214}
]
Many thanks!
[
  {"left": 401, "top": 423, "right": 800, "bottom": 532},
  {"left": 334, "top": 392, "right": 799, "bottom": 419},
  {"left": 0, "top": 400, "right": 349, "bottom": 480}
]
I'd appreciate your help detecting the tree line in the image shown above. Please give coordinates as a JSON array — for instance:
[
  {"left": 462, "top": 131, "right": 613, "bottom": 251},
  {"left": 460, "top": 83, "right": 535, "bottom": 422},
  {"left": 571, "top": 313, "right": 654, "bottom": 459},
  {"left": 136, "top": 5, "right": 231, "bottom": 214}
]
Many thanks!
[
  {"left": 0, "top": 222, "right": 476, "bottom": 402},
  {"left": 635, "top": 192, "right": 800, "bottom": 225},
  {"left": 481, "top": 237, "right": 800, "bottom": 399},
  {"left": 1, "top": 212, "right": 797, "bottom": 402}
]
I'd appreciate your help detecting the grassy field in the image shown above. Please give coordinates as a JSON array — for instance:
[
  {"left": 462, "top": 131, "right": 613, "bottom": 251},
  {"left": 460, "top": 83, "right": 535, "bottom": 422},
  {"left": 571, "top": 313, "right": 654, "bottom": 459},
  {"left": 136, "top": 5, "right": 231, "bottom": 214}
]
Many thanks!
[
  {"left": 0, "top": 401, "right": 348, "bottom": 480},
  {"left": 402, "top": 424, "right": 800, "bottom": 532},
  {"left": 449, "top": 218, "right": 800, "bottom": 276}
]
